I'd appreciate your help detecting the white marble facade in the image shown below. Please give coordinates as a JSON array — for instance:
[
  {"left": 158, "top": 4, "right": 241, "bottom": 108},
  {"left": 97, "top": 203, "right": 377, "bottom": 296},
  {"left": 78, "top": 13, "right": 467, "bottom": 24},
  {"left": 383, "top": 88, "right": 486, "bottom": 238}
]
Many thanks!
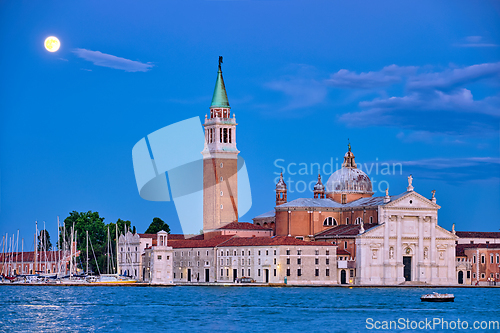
[{"left": 356, "top": 189, "right": 457, "bottom": 285}]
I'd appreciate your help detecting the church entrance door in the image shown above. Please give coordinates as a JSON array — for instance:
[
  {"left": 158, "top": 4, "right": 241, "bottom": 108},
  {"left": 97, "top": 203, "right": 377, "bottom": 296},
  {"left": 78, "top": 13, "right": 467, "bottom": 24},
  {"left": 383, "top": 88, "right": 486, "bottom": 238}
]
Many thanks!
[
  {"left": 403, "top": 256, "right": 411, "bottom": 281},
  {"left": 458, "top": 271, "right": 463, "bottom": 284},
  {"left": 265, "top": 269, "right": 269, "bottom": 283},
  {"left": 233, "top": 269, "right": 237, "bottom": 282},
  {"left": 340, "top": 269, "right": 347, "bottom": 284}
]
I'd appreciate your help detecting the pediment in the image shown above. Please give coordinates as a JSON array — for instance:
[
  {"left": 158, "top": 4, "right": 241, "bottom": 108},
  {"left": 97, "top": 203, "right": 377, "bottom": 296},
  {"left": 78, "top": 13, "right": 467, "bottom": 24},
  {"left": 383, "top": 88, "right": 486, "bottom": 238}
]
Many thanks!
[{"left": 384, "top": 191, "right": 440, "bottom": 210}]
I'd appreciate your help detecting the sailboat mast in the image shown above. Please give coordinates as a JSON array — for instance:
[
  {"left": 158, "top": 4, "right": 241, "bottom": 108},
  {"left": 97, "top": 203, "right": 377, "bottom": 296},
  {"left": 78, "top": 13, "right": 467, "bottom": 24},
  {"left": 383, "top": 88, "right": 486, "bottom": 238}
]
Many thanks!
[
  {"left": 86, "top": 230, "right": 89, "bottom": 275},
  {"left": 1, "top": 235, "right": 5, "bottom": 276},
  {"left": 69, "top": 224, "right": 74, "bottom": 278},
  {"left": 35, "top": 221, "right": 38, "bottom": 274},
  {"left": 116, "top": 223, "right": 119, "bottom": 275},
  {"left": 106, "top": 227, "right": 110, "bottom": 274},
  {"left": 21, "top": 238, "right": 24, "bottom": 274},
  {"left": 74, "top": 230, "right": 77, "bottom": 274},
  {"left": 15, "top": 230, "right": 19, "bottom": 275},
  {"left": 57, "top": 216, "right": 60, "bottom": 277}
]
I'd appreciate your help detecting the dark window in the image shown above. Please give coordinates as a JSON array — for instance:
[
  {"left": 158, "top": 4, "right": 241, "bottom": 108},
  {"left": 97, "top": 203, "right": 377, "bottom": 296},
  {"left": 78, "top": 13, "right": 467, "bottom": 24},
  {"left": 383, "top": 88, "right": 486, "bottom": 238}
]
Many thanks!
[
  {"left": 229, "top": 128, "right": 232, "bottom": 143},
  {"left": 315, "top": 258, "right": 319, "bottom": 265},
  {"left": 297, "top": 258, "right": 301, "bottom": 265},
  {"left": 350, "top": 270, "right": 354, "bottom": 277},
  {"left": 274, "top": 250, "right": 276, "bottom": 255},
  {"left": 220, "top": 128, "right": 222, "bottom": 143},
  {"left": 286, "top": 250, "right": 290, "bottom": 255},
  {"left": 315, "top": 250, "right": 319, "bottom": 255},
  {"left": 315, "top": 269, "right": 319, "bottom": 277},
  {"left": 326, "top": 250, "right": 330, "bottom": 255},
  {"left": 286, "top": 258, "right": 290, "bottom": 265},
  {"left": 326, "top": 258, "right": 330, "bottom": 265},
  {"left": 258, "top": 269, "right": 261, "bottom": 277},
  {"left": 326, "top": 269, "right": 330, "bottom": 277},
  {"left": 274, "top": 269, "right": 277, "bottom": 277},
  {"left": 297, "top": 269, "right": 302, "bottom": 277},
  {"left": 266, "top": 250, "right": 268, "bottom": 255},
  {"left": 297, "top": 250, "right": 301, "bottom": 255},
  {"left": 286, "top": 269, "right": 290, "bottom": 277}
]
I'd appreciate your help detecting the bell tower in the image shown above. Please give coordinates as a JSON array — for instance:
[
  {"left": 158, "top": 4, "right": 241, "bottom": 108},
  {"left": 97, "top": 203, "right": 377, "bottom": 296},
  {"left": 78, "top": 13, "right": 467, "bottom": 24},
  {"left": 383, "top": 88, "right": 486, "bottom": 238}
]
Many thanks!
[{"left": 202, "top": 57, "right": 239, "bottom": 233}]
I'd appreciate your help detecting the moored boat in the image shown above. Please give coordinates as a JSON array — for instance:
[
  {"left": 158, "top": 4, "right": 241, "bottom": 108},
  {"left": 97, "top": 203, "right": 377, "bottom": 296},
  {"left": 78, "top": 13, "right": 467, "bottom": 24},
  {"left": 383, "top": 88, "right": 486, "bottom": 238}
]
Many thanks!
[{"left": 420, "top": 292, "right": 454, "bottom": 302}]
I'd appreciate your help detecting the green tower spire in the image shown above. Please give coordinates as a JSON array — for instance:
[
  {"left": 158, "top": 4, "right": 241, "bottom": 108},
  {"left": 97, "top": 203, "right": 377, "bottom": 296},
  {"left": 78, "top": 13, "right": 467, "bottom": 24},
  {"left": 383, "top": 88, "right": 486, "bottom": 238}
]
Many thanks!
[{"left": 210, "top": 56, "right": 230, "bottom": 108}]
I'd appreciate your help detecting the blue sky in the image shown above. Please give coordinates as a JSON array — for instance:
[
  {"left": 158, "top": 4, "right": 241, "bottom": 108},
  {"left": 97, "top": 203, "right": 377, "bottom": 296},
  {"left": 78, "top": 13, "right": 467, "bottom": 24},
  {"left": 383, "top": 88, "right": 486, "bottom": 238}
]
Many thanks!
[{"left": 1, "top": 0, "right": 499, "bottom": 247}]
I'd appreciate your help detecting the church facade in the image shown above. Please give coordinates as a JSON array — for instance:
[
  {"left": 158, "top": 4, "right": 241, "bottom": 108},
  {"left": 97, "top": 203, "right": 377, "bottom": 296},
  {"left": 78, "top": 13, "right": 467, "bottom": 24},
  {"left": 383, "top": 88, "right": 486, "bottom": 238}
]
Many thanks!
[{"left": 254, "top": 146, "right": 458, "bottom": 285}]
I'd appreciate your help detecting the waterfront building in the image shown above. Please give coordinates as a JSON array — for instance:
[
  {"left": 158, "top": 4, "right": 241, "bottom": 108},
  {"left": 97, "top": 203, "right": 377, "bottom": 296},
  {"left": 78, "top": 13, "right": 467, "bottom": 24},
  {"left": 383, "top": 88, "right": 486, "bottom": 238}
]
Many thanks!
[
  {"left": 456, "top": 243, "right": 500, "bottom": 285},
  {"left": 0, "top": 250, "right": 77, "bottom": 276},
  {"left": 143, "top": 231, "right": 174, "bottom": 284}
]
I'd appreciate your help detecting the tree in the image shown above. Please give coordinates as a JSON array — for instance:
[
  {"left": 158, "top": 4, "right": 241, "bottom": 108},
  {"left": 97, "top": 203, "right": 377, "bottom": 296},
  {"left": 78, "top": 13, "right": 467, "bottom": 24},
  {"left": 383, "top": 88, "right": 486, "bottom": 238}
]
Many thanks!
[
  {"left": 59, "top": 212, "right": 137, "bottom": 275},
  {"left": 145, "top": 217, "right": 170, "bottom": 234},
  {"left": 37, "top": 229, "right": 52, "bottom": 251}
]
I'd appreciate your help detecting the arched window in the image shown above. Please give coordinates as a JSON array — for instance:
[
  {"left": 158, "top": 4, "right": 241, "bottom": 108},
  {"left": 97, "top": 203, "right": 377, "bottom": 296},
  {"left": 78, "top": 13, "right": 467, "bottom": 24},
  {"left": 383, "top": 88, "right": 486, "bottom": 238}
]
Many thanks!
[
  {"left": 369, "top": 216, "right": 373, "bottom": 224},
  {"left": 323, "top": 217, "right": 337, "bottom": 226},
  {"left": 346, "top": 217, "right": 349, "bottom": 224},
  {"left": 355, "top": 217, "right": 363, "bottom": 225}
]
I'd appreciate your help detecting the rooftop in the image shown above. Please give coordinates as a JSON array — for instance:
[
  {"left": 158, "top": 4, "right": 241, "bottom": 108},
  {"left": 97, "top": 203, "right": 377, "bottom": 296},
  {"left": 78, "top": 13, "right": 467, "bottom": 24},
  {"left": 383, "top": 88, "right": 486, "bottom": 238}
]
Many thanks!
[
  {"left": 276, "top": 192, "right": 411, "bottom": 209},
  {"left": 315, "top": 223, "right": 379, "bottom": 238},
  {"left": 218, "top": 222, "right": 271, "bottom": 230},
  {"left": 456, "top": 231, "right": 500, "bottom": 239},
  {"left": 217, "top": 236, "right": 335, "bottom": 247}
]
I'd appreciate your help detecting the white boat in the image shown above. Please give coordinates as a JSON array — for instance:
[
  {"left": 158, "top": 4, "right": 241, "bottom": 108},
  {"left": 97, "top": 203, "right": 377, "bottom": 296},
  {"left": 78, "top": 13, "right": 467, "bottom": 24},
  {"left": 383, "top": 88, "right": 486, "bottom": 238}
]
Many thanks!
[{"left": 420, "top": 292, "right": 454, "bottom": 302}]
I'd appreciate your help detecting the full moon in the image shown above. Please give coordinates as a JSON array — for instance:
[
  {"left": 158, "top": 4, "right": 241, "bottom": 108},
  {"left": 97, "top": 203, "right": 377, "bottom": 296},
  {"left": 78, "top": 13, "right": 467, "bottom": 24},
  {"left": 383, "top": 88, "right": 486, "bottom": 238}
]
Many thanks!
[{"left": 44, "top": 36, "right": 60, "bottom": 52}]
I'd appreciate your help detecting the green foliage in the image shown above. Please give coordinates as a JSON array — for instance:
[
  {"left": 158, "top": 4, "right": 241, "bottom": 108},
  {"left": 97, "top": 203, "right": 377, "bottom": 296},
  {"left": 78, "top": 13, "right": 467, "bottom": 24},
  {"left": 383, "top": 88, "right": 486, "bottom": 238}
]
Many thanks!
[
  {"left": 144, "top": 217, "right": 170, "bottom": 234},
  {"left": 59, "top": 211, "right": 136, "bottom": 275},
  {"left": 37, "top": 229, "right": 52, "bottom": 251}
]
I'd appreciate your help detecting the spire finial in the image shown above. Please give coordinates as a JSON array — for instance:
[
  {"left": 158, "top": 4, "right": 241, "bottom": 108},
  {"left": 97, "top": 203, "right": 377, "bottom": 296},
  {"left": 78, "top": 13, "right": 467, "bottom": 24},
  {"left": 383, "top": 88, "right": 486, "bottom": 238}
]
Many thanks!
[
  {"left": 348, "top": 138, "right": 351, "bottom": 152},
  {"left": 211, "top": 56, "right": 230, "bottom": 108}
]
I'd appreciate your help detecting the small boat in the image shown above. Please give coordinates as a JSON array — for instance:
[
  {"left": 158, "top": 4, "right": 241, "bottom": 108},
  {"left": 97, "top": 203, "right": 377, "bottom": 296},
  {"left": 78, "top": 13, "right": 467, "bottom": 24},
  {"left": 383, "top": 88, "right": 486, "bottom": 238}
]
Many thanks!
[{"left": 420, "top": 292, "right": 454, "bottom": 302}]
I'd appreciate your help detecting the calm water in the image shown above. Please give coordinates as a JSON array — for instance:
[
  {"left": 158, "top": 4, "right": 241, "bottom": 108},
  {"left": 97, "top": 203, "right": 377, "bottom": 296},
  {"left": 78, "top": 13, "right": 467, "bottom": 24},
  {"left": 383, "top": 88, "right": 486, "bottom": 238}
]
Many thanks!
[{"left": 0, "top": 286, "right": 499, "bottom": 332}]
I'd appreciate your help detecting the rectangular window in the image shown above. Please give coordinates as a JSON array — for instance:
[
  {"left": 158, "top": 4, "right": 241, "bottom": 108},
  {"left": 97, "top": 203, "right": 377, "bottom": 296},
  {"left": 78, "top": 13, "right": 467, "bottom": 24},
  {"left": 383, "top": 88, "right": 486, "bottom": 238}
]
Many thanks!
[
  {"left": 274, "top": 258, "right": 276, "bottom": 265},
  {"left": 226, "top": 259, "right": 229, "bottom": 265},
  {"left": 173, "top": 273, "right": 176, "bottom": 279},
  {"left": 326, "top": 258, "right": 330, "bottom": 265},
  {"left": 481, "top": 273, "right": 485, "bottom": 279},
  {"left": 326, "top": 269, "right": 330, "bottom": 277},
  {"left": 274, "top": 250, "right": 276, "bottom": 255},
  {"left": 286, "top": 269, "right": 290, "bottom": 277},
  {"left": 226, "top": 269, "right": 229, "bottom": 276},
  {"left": 350, "top": 270, "right": 354, "bottom": 278},
  {"left": 315, "top": 258, "right": 319, "bottom": 265},
  {"left": 297, "top": 258, "right": 301, "bottom": 265},
  {"left": 181, "top": 273, "right": 183, "bottom": 279},
  {"left": 220, "top": 128, "right": 222, "bottom": 143},
  {"left": 242, "top": 259, "right": 244, "bottom": 265},
  {"left": 258, "top": 250, "right": 261, "bottom": 255},
  {"left": 229, "top": 128, "right": 232, "bottom": 143},
  {"left": 467, "top": 271, "right": 470, "bottom": 279},
  {"left": 473, "top": 255, "right": 476, "bottom": 263},
  {"left": 241, "top": 251, "right": 244, "bottom": 256},
  {"left": 258, "top": 269, "right": 261, "bottom": 277},
  {"left": 326, "top": 250, "right": 330, "bottom": 256},
  {"left": 297, "top": 269, "right": 301, "bottom": 277},
  {"left": 157, "top": 255, "right": 162, "bottom": 260},
  {"left": 220, "top": 259, "right": 223, "bottom": 265},
  {"left": 258, "top": 259, "right": 261, "bottom": 265},
  {"left": 286, "top": 250, "right": 290, "bottom": 255},
  {"left": 248, "top": 251, "right": 251, "bottom": 256},
  {"left": 266, "top": 250, "right": 268, "bottom": 255},
  {"left": 242, "top": 269, "right": 244, "bottom": 277},
  {"left": 473, "top": 273, "right": 476, "bottom": 279},
  {"left": 491, "top": 255, "right": 494, "bottom": 264},
  {"left": 497, "top": 255, "right": 500, "bottom": 264},
  {"left": 221, "top": 269, "right": 223, "bottom": 276},
  {"left": 197, "top": 251, "right": 200, "bottom": 256},
  {"left": 248, "top": 269, "right": 250, "bottom": 276},
  {"left": 315, "top": 269, "right": 319, "bottom": 277},
  {"left": 297, "top": 250, "right": 301, "bottom": 255},
  {"left": 315, "top": 250, "right": 319, "bottom": 255},
  {"left": 274, "top": 269, "right": 276, "bottom": 277},
  {"left": 481, "top": 255, "right": 485, "bottom": 264},
  {"left": 286, "top": 258, "right": 290, "bottom": 265},
  {"left": 344, "top": 242, "right": 348, "bottom": 249}
]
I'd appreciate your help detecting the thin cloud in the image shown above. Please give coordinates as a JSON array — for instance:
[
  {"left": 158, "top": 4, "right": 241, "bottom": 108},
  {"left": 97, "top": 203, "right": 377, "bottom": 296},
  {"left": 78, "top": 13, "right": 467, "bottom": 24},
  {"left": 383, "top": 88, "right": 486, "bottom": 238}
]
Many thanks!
[
  {"left": 455, "top": 36, "right": 498, "bottom": 48},
  {"left": 407, "top": 62, "right": 500, "bottom": 91},
  {"left": 393, "top": 157, "right": 500, "bottom": 182},
  {"left": 325, "top": 65, "right": 417, "bottom": 89},
  {"left": 72, "top": 48, "right": 154, "bottom": 72}
]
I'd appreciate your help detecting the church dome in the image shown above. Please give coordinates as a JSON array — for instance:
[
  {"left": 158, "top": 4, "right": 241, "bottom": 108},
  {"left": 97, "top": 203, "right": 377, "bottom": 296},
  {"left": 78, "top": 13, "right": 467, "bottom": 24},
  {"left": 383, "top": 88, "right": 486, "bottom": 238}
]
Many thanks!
[
  {"left": 325, "top": 144, "right": 373, "bottom": 194},
  {"left": 325, "top": 168, "right": 372, "bottom": 193}
]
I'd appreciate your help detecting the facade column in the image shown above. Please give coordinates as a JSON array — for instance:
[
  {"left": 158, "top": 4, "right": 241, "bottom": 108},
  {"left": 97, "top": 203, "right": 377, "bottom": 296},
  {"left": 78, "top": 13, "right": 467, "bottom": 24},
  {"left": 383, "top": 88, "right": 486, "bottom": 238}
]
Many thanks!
[
  {"left": 429, "top": 216, "right": 436, "bottom": 284},
  {"left": 287, "top": 211, "right": 291, "bottom": 237},
  {"left": 417, "top": 216, "right": 423, "bottom": 281},
  {"left": 383, "top": 213, "right": 389, "bottom": 284},
  {"left": 396, "top": 215, "right": 403, "bottom": 283}
]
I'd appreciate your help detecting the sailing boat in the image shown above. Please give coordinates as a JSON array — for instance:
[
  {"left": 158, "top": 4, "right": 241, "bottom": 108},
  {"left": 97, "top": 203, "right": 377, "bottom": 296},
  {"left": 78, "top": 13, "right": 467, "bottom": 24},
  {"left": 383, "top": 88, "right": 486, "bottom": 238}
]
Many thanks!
[{"left": 94, "top": 224, "right": 136, "bottom": 284}]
